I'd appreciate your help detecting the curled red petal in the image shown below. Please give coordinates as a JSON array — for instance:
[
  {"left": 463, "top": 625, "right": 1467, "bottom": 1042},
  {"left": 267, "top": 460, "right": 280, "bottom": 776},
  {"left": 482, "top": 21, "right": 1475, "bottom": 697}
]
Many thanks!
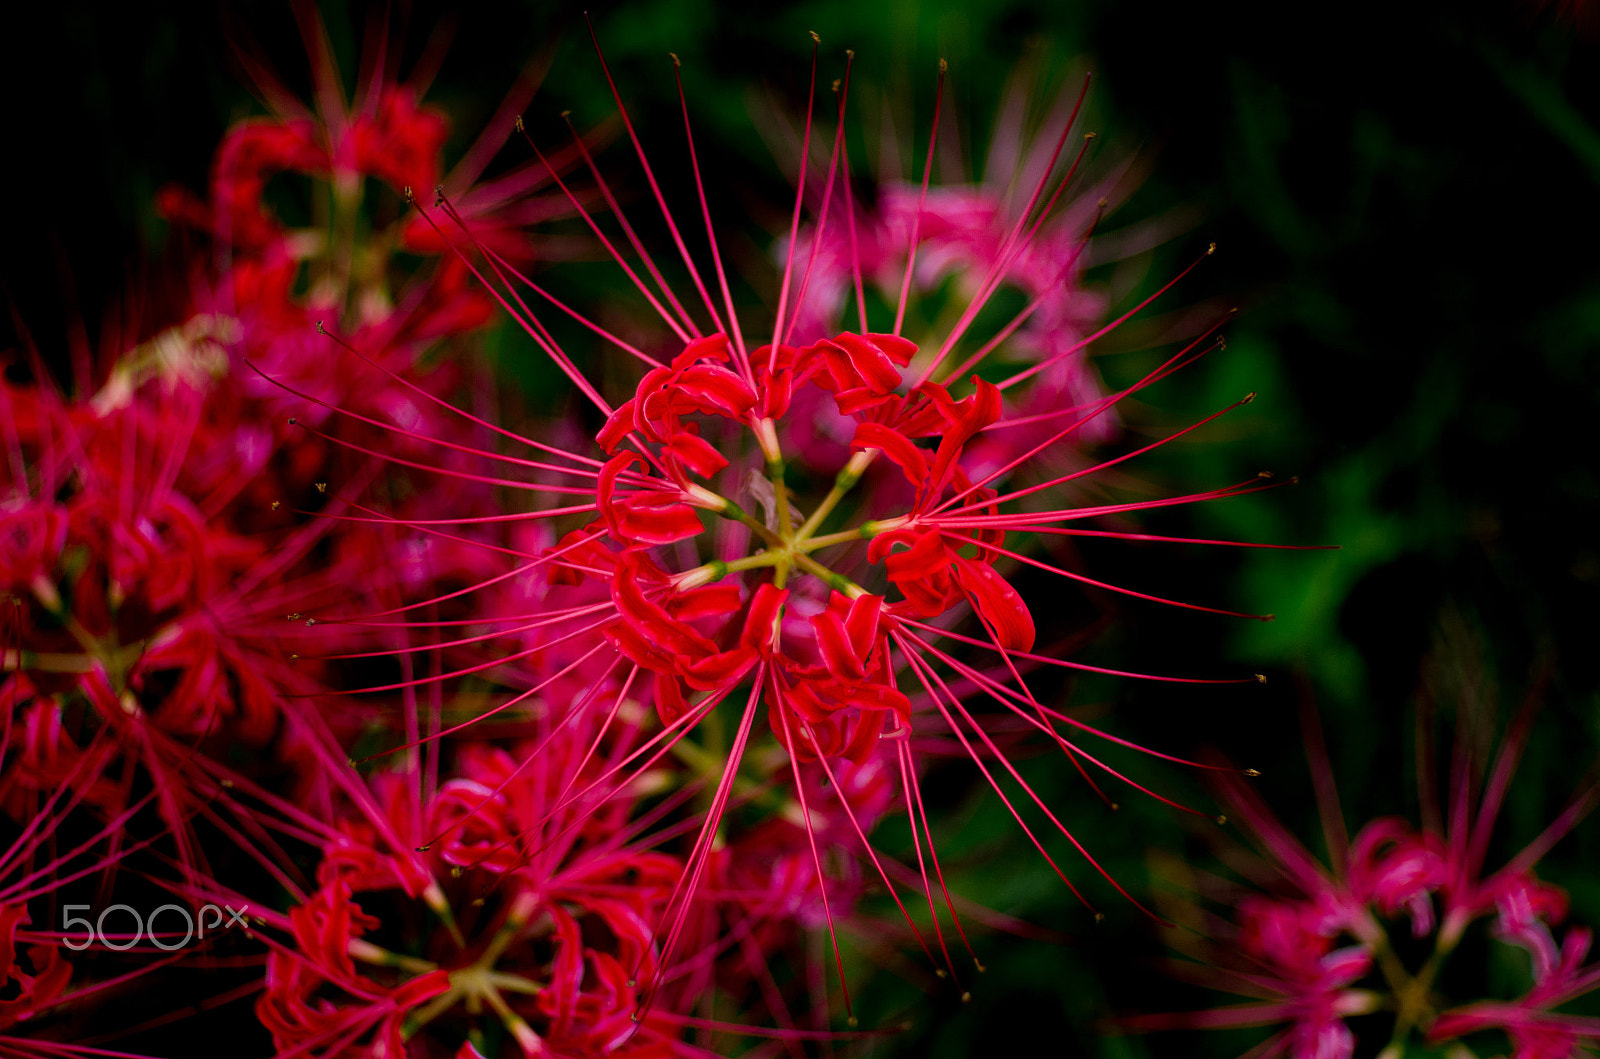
[
  {"left": 861, "top": 331, "right": 918, "bottom": 366},
  {"left": 843, "top": 592, "right": 886, "bottom": 661},
  {"left": 653, "top": 670, "right": 689, "bottom": 725},
  {"left": 664, "top": 429, "right": 728, "bottom": 478},
  {"left": 813, "top": 606, "right": 865, "bottom": 682},
  {"left": 742, "top": 583, "right": 788, "bottom": 653},
  {"left": 611, "top": 560, "right": 718, "bottom": 659},
  {"left": 853, "top": 421, "right": 929, "bottom": 487},
  {"left": 671, "top": 332, "right": 731, "bottom": 368},
  {"left": 668, "top": 583, "right": 743, "bottom": 621},
  {"left": 596, "top": 399, "right": 638, "bottom": 453},
  {"left": 683, "top": 646, "right": 758, "bottom": 690},
  {"left": 924, "top": 376, "right": 1004, "bottom": 502},
  {"left": 952, "top": 554, "right": 1036, "bottom": 652},
  {"left": 612, "top": 496, "right": 705, "bottom": 545},
  {"left": 597, "top": 452, "right": 704, "bottom": 545}
]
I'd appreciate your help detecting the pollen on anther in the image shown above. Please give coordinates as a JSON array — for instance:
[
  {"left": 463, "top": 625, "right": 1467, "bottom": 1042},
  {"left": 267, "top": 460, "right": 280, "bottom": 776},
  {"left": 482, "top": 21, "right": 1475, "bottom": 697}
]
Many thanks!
[
  {"left": 415, "top": 845, "right": 431, "bottom": 852},
  {"left": 270, "top": 501, "right": 280, "bottom": 510},
  {"left": 847, "top": 1016, "right": 859, "bottom": 1027},
  {"left": 1255, "top": 674, "right": 1268, "bottom": 684},
  {"left": 1244, "top": 768, "right": 1263, "bottom": 777},
  {"left": 1207, "top": 241, "right": 1218, "bottom": 254},
  {"left": 939, "top": 57, "right": 949, "bottom": 72},
  {"left": 1093, "top": 912, "right": 1105, "bottom": 924},
  {"left": 514, "top": 114, "right": 525, "bottom": 133},
  {"left": 451, "top": 866, "right": 463, "bottom": 878},
  {"left": 287, "top": 417, "right": 297, "bottom": 426},
  {"left": 286, "top": 613, "right": 301, "bottom": 621},
  {"left": 316, "top": 482, "right": 327, "bottom": 493},
  {"left": 1215, "top": 814, "right": 1228, "bottom": 826},
  {"left": 315, "top": 320, "right": 326, "bottom": 334},
  {"left": 809, "top": 30, "right": 820, "bottom": 42},
  {"left": 960, "top": 992, "right": 972, "bottom": 1004},
  {"left": 669, "top": 52, "right": 680, "bottom": 66},
  {"left": 935, "top": 968, "right": 947, "bottom": 978}
]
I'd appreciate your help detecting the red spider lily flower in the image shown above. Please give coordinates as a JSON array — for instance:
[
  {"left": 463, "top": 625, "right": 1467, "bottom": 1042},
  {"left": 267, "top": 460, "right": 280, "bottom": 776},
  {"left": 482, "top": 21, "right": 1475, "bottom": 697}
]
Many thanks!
[
  {"left": 1130, "top": 681, "right": 1600, "bottom": 1058},
  {"left": 1428, "top": 884, "right": 1600, "bottom": 1058},
  {"left": 0, "top": 903, "right": 72, "bottom": 1031},
  {"left": 0, "top": 0, "right": 601, "bottom": 915},
  {"left": 155, "top": 4, "right": 587, "bottom": 436},
  {"left": 247, "top": 718, "right": 723, "bottom": 1059},
  {"left": 0, "top": 652, "right": 189, "bottom": 1058},
  {"left": 275, "top": 27, "right": 1315, "bottom": 1031},
  {"left": 0, "top": 365, "right": 333, "bottom": 910}
]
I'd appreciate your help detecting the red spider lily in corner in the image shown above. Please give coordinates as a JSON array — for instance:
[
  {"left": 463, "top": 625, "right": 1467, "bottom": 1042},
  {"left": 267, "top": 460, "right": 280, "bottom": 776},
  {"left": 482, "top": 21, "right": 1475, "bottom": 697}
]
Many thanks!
[
  {"left": 1128, "top": 669, "right": 1600, "bottom": 1059},
  {"left": 156, "top": 1, "right": 586, "bottom": 431},
  {"left": 167, "top": 676, "right": 729, "bottom": 1058},
  {"left": 0, "top": 8, "right": 610, "bottom": 1054},
  {"left": 276, "top": 25, "right": 1320, "bottom": 1032}
]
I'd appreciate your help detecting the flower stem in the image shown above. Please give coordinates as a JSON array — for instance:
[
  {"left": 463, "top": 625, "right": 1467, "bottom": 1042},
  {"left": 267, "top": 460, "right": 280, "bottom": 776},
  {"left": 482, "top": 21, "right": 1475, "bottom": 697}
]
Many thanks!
[
  {"left": 349, "top": 937, "right": 438, "bottom": 975},
  {"left": 793, "top": 553, "right": 866, "bottom": 597},
  {"left": 798, "top": 526, "right": 875, "bottom": 555},
  {"left": 793, "top": 448, "right": 877, "bottom": 546}
]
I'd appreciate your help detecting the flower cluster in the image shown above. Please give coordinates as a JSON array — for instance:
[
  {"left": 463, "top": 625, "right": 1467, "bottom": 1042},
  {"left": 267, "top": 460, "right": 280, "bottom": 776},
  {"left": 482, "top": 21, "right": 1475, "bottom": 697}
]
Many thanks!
[
  {"left": 1134, "top": 694, "right": 1600, "bottom": 1059},
  {"left": 0, "top": 13, "right": 618, "bottom": 1055},
  {"left": 352, "top": 31, "right": 1282, "bottom": 1026},
  {"left": 1, "top": 16, "right": 1291, "bottom": 1059}
]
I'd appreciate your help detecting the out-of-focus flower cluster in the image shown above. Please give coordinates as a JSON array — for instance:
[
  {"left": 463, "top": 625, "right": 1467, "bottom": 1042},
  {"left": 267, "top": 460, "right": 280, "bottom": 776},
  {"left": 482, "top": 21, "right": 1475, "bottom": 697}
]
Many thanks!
[
  {"left": 1135, "top": 687, "right": 1600, "bottom": 1059},
  {"left": 0, "top": 15, "right": 1286, "bottom": 1059}
]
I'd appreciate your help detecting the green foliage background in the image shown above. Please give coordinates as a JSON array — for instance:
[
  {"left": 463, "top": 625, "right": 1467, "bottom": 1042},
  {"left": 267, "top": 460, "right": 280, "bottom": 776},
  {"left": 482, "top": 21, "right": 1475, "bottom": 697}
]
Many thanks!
[{"left": 4, "top": 1, "right": 1598, "bottom": 1055}]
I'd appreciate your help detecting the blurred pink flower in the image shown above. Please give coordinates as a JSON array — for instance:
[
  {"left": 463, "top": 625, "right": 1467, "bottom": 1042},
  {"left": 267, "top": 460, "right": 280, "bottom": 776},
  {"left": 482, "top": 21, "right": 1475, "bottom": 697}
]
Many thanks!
[{"left": 1132, "top": 687, "right": 1600, "bottom": 1057}]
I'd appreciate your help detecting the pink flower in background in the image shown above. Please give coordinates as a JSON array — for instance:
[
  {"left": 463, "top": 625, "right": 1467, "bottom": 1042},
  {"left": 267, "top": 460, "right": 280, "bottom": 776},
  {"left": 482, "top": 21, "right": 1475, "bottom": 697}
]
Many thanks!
[
  {"left": 1131, "top": 686, "right": 1600, "bottom": 1057},
  {"left": 774, "top": 67, "right": 1197, "bottom": 498}
]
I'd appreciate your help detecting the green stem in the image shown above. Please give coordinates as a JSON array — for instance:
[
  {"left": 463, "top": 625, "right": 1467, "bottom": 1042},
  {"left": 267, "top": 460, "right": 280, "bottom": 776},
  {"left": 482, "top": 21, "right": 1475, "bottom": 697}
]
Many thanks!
[
  {"left": 798, "top": 525, "right": 876, "bottom": 555},
  {"left": 794, "top": 553, "right": 865, "bottom": 597},
  {"left": 792, "top": 448, "right": 878, "bottom": 545},
  {"left": 349, "top": 938, "right": 438, "bottom": 975}
]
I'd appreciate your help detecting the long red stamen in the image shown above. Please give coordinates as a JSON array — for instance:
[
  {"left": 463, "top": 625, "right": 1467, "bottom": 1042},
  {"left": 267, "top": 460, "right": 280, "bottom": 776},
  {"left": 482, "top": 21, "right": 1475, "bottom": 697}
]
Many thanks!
[
  {"left": 783, "top": 50, "right": 855, "bottom": 347},
  {"left": 585, "top": 16, "right": 733, "bottom": 341},
  {"left": 770, "top": 32, "right": 823, "bottom": 371},
  {"left": 670, "top": 54, "right": 752, "bottom": 379},
  {"left": 892, "top": 58, "right": 947, "bottom": 338}
]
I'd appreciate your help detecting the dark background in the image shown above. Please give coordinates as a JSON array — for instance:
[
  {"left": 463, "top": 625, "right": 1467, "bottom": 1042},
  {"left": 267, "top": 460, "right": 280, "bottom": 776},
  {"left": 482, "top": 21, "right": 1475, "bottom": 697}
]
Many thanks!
[{"left": 4, "top": 1, "right": 1598, "bottom": 1055}]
